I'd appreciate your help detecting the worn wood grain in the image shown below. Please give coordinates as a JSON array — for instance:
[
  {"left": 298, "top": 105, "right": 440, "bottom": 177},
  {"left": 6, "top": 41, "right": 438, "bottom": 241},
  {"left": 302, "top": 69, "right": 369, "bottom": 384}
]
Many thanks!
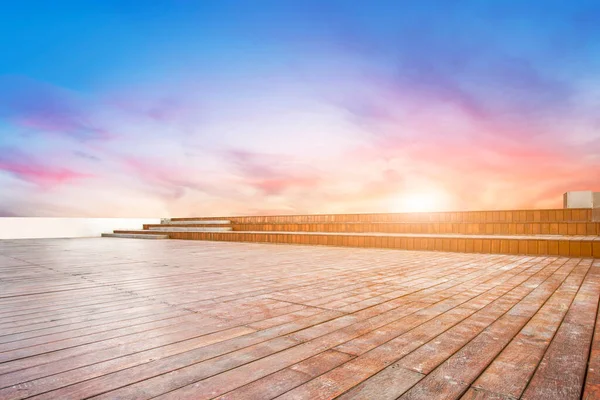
[{"left": 0, "top": 238, "right": 597, "bottom": 400}]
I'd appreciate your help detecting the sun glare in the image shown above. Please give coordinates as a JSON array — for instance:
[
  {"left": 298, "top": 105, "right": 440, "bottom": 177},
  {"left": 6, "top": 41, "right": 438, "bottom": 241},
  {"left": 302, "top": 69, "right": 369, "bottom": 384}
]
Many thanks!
[{"left": 391, "top": 191, "right": 449, "bottom": 213}]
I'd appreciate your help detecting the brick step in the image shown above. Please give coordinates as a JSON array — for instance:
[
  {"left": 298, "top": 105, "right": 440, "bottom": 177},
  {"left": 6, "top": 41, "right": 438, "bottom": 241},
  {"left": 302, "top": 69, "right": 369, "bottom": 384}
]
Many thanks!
[
  {"left": 101, "top": 233, "right": 169, "bottom": 239},
  {"left": 172, "top": 208, "right": 593, "bottom": 224},
  {"left": 111, "top": 230, "right": 600, "bottom": 257}
]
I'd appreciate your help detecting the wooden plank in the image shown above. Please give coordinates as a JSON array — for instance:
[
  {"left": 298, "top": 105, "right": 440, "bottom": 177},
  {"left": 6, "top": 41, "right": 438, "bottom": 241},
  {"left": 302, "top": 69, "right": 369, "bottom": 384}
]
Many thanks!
[
  {"left": 398, "top": 259, "right": 579, "bottom": 399},
  {"left": 336, "top": 366, "right": 424, "bottom": 400},
  {"left": 521, "top": 323, "right": 593, "bottom": 400},
  {"left": 396, "top": 259, "right": 567, "bottom": 374},
  {"left": 0, "top": 318, "right": 242, "bottom": 376},
  {"left": 159, "top": 350, "right": 354, "bottom": 400},
  {"left": 583, "top": 263, "right": 600, "bottom": 400},
  {"left": 521, "top": 263, "right": 600, "bottom": 400},
  {"left": 461, "top": 387, "right": 514, "bottom": 399},
  {"left": 275, "top": 260, "right": 562, "bottom": 399},
  {"left": 0, "top": 238, "right": 597, "bottom": 400},
  {"left": 6, "top": 310, "right": 342, "bottom": 399},
  {"left": 469, "top": 260, "right": 592, "bottom": 398}
]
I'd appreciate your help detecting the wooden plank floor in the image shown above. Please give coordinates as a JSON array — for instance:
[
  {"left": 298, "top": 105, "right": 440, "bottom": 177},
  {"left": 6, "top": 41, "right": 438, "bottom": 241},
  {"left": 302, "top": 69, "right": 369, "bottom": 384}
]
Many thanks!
[{"left": 0, "top": 238, "right": 598, "bottom": 400}]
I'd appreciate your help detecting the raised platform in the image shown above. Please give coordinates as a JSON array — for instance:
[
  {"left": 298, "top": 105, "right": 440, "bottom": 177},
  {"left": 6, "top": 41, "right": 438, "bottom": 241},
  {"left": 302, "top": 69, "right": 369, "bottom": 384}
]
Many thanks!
[
  {"left": 0, "top": 238, "right": 598, "bottom": 399},
  {"left": 105, "top": 208, "right": 600, "bottom": 257}
]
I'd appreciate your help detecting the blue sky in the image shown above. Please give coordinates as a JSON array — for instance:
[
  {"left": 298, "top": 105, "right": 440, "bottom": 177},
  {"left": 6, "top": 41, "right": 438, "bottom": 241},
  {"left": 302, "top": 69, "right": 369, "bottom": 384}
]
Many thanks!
[{"left": 1, "top": 1, "right": 599, "bottom": 216}]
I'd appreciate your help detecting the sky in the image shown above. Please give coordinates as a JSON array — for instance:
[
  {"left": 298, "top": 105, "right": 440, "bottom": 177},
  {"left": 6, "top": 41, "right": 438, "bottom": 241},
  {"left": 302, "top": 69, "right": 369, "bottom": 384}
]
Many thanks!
[{"left": 0, "top": 0, "right": 599, "bottom": 217}]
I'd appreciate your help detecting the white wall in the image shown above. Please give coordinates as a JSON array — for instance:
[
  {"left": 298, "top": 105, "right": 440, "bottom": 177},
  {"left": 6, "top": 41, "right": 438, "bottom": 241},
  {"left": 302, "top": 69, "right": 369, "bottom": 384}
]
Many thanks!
[
  {"left": 564, "top": 191, "right": 595, "bottom": 208},
  {"left": 0, "top": 218, "right": 161, "bottom": 239}
]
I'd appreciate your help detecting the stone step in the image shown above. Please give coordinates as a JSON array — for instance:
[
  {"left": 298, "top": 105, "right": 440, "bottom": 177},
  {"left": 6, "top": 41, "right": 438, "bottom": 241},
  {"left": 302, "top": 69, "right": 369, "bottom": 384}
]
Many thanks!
[
  {"left": 171, "top": 208, "right": 594, "bottom": 224},
  {"left": 101, "top": 233, "right": 169, "bottom": 239},
  {"left": 112, "top": 230, "right": 600, "bottom": 257}
]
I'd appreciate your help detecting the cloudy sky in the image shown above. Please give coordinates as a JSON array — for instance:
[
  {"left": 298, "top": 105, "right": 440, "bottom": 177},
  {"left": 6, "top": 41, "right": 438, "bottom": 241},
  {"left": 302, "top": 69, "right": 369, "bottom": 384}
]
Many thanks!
[{"left": 1, "top": 1, "right": 599, "bottom": 217}]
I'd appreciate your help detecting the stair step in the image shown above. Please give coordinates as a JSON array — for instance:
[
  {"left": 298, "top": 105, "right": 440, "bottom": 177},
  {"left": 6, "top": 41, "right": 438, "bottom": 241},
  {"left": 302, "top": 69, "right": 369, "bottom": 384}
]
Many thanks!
[
  {"left": 224, "top": 221, "right": 600, "bottom": 236},
  {"left": 102, "top": 233, "right": 169, "bottom": 239},
  {"left": 162, "top": 220, "right": 231, "bottom": 225},
  {"left": 148, "top": 227, "right": 232, "bottom": 232},
  {"left": 139, "top": 230, "right": 599, "bottom": 257},
  {"left": 163, "top": 230, "right": 599, "bottom": 241},
  {"left": 171, "top": 208, "right": 594, "bottom": 224}
]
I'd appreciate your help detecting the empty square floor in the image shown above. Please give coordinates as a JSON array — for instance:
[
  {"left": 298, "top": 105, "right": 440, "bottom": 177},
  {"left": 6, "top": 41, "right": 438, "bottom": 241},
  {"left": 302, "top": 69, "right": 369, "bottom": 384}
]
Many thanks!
[{"left": 0, "top": 238, "right": 599, "bottom": 400}]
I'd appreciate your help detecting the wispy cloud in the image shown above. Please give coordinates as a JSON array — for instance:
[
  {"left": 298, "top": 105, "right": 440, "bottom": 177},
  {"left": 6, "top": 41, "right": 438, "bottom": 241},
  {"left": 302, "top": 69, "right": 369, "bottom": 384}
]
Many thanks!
[
  {"left": 0, "top": 76, "right": 111, "bottom": 141},
  {"left": 0, "top": 209, "right": 18, "bottom": 217},
  {"left": 121, "top": 156, "right": 212, "bottom": 200},
  {"left": 227, "top": 150, "right": 322, "bottom": 196},
  {"left": 1, "top": 1, "right": 599, "bottom": 216},
  {"left": 73, "top": 151, "right": 101, "bottom": 161},
  {"left": 0, "top": 148, "right": 92, "bottom": 188}
]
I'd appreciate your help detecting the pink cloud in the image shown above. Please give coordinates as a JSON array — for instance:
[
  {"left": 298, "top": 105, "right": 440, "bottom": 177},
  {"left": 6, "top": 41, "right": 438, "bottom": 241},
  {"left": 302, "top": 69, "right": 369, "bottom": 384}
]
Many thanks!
[
  {"left": 251, "top": 176, "right": 321, "bottom": 196},
  {"left": 331, "top": 70, "right": 599, "bottom": 211},
  {"left": 0, "top": 147, "right": 93, "bottom": 189},
  {"left": 227, "top": 150, "right": 323, "bottom": 195},
  {"left": 122, "top": 156, "right": 213, "bottom": 200},
  {"left": 0, "top": 159, "right": 91, "bottom": 188}
]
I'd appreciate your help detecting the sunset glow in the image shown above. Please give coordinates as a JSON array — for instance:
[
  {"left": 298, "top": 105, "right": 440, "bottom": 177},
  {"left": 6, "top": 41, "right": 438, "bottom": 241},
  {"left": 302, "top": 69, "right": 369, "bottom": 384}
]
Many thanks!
[
  {"left": 1, "top": 1, "right": 599, "bottom": 217},
  {"left": 391, "top": 191, "right": 450, "bottom": 213}
]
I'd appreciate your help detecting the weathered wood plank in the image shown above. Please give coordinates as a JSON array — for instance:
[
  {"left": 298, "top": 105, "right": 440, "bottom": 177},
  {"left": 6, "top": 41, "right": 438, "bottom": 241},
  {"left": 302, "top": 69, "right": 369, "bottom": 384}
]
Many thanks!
[
  {"left": 469, "top": 260, "right": 593, "bottom": 398},
  {"left": 0, "top": 239, "right": 596, "bottom": 400},
  {"left": 398, "top": 259, "right": 579, "bottom": 399},
  {"left": 521, "top": 262, "right": 600, "bottom": 400},
  {"left": 583, "top": 262, "right": 600, "bottom": 400}
]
